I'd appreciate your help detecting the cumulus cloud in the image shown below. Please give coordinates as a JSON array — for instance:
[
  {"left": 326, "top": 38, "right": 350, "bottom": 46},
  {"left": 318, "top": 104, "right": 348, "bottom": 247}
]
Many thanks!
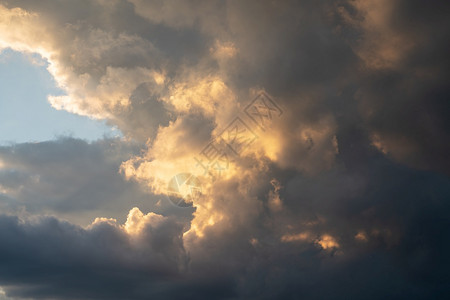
[
  {"left": 0, "top": 138, "right": 193, "bottom": 225},
  {"left": 0, "top": 208, "right": 190, "bottom": 299},
  {"left": 0, "top": 0, "right": 449, "bottom": 299}
]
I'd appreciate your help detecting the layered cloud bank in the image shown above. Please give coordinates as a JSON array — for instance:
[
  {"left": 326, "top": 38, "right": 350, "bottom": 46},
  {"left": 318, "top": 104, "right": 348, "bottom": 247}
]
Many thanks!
[{"left": 1, "top": 0, "right": 450, "bottom": 299}]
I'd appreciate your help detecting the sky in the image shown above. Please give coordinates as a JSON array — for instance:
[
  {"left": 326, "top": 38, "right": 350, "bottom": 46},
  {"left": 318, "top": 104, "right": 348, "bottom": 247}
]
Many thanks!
[
  {"left": 0, "top": 0, "right": 449, "bottom": 299},
  {"left": 0, "top": 48, "right": 119, "bottom": 143}
]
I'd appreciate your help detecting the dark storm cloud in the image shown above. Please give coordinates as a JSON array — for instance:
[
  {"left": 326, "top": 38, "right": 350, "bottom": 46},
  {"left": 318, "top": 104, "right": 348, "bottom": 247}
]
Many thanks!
[
  {"left": 179, "top": 151, "right": 450, "bottom": 299},
  {"left": 2, "top": 154, "right": 448, "bottom": 300},
  {"left": 0, "top": 212, "right": 195, "bottom": 300},
  {"left": 0, "top": 0, "right": 449, "bottom": 299},
  {"left": 0, "top": 138, "right": 193, "bottom": 225},
  {"left": 344, "top": 0, "right": 450, "bottom": 175},
  {"left": 273, "top": 145, "right": 450, "bottom": 298}
]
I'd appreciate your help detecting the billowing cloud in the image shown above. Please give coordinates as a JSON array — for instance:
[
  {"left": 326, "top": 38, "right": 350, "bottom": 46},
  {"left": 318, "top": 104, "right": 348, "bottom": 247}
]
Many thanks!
[
  {"left": 0, "top": 0, "right": 449, "bottom": 299},
  {"left": 0, "top": 208, "right": 191, "bottom": 300}
]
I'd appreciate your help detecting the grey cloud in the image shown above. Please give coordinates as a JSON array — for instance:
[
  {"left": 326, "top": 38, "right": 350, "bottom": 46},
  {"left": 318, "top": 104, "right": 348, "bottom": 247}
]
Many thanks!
[
  {"left": 343, "top": 0, "right": 450, "bottom": 175},
  {"left": 0, "top": 138, "right": 192, "bottom": 225},
  {"left": 0, "top": 213, "right": 193, "bottom": 300},
  {"left": 115, "top": 82, "right": 173, "bottom": 142}
]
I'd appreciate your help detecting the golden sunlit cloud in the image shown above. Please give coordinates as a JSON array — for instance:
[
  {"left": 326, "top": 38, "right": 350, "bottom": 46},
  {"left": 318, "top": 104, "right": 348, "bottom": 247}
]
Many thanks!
[
  {"left": 315, "top": 234, "right": 340, "bottom": 250},
  {"left": 0, "top": 4, "right": 163, "bottom": 120},
  {"left": 355, "top": 231, "right": 368, "bottom": 242}
]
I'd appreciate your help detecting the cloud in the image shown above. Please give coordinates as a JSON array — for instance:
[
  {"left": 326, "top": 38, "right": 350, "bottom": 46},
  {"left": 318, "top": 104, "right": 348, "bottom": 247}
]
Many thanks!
[
  {"left": 0, "top": 208, "right": 191, "bottom": 300},
  {"left": 339, "top": 0, "right": 450, "bottom": 175},
  {"left": 0, "top": 138, "right": 193, "bottom": 225},
  {"left": 0, "top": 1, "right": 165, "bottom": 123},
  {"left": 0, "top": 0, "right": 449, "bottom": 299}
]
